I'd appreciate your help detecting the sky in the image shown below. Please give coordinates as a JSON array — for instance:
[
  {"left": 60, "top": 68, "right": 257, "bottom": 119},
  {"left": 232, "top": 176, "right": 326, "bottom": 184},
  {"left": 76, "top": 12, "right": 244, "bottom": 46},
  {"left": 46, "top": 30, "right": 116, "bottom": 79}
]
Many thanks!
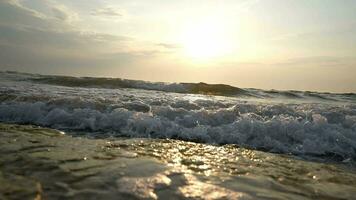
[{"left": 0, "top": 0, "right": 356, "bottom": 93}]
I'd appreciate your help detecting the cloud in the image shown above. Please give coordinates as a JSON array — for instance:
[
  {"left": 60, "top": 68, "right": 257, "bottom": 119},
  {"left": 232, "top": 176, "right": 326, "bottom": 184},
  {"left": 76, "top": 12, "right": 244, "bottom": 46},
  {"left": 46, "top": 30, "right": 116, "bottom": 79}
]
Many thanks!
[
  {"left": 91, "top": 6, "right": 124, "bottom": 17},
  {"left": 50, "top": 6, "right": 78, "bottom": 23},
  {"left": 274, "top": 56, "right": 356, "bottom": 67},
  {"left": 0, "top": 0, "right": 48, "bottom": 29},
  {"left": 0, "top": 1, "right": 128, "bottom": 50},
  {"left": 220, "top": 56, "right": 356, "bottom": 69},
  {"left": 156, "top": 43, "right": 180, "bottom": 49},
  {"left": 0, "top": 24, "right": 129, "bottom": 49},
  {"left": 238, "top": 0, "right": 260, "bottom": 11},
  {"left": 0, "top": 0, "right": 154, "bottom": 74}
]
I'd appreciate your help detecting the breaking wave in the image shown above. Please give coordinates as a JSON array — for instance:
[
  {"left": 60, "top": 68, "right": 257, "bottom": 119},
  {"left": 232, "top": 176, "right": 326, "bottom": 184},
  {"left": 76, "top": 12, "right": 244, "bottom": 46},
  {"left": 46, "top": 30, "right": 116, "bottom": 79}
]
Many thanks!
[{"left": 1, "top": 71, "right": 356, "bottom": 161}]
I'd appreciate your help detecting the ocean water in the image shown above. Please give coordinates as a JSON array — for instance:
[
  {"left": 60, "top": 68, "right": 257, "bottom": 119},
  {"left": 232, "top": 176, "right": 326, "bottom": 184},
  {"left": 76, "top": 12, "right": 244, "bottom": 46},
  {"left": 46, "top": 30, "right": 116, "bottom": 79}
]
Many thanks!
[
  {"left": 1, "top": 123, "right": 356, "bottom": 199},
  {"left": 1, "top": 71, "right": 356, "bottom": 161},
  {"left": 1, "top": 71, "right": 356, "bottom": 199}
]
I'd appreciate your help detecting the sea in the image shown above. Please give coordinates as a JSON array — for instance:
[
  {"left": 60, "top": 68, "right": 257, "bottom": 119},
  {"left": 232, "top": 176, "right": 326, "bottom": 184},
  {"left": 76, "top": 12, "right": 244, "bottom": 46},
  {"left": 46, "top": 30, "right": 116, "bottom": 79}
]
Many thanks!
[{"left": 1, "top": 71, "right": 356, "bottom": 199}]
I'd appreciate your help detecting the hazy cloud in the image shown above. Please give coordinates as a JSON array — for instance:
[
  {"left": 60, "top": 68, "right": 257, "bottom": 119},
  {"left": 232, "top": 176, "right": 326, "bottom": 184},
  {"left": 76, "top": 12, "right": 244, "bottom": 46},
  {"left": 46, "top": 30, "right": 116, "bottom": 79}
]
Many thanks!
[
  {"left": 238, "top": 0, "right": 260, "bottom": 11},
  {"left": 91, "top": 6, "right": 123, "bottom": 17},
  {"left": 0, "top": 0, "right": 151, "bottom": 73},
  {"left": 0, "top": 0, "right": 48, "bottom": 29},
  {"left": 274, "top": 56, "right": 356, "bottom": 68},
  {"left": 50, "top": 6, "right": 78, "bottom": 23},
  {"left": 156, "top": 43, "right": 180, "bottom": 49}
]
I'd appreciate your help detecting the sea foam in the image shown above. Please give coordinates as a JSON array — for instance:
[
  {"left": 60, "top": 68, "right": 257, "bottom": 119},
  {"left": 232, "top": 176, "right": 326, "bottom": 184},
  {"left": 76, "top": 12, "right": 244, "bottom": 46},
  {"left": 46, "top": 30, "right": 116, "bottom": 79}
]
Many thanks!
[{"left": 1, "top": 71, "right": 356, "bottom": 161}]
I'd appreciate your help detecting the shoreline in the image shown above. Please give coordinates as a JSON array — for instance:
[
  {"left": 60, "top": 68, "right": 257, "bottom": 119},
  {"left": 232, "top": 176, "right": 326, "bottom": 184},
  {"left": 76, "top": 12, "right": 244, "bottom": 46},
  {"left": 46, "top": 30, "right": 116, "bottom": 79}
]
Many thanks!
[{"left": 1, "top": 123, "right": 356, "bottom": 199}]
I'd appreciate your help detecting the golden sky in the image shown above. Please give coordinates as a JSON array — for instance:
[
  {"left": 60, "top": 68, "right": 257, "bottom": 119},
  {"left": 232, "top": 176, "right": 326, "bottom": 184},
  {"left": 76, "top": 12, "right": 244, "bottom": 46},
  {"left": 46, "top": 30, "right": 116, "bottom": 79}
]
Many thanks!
[{"left": 1, "top": 0, "right": 356, "bottom": 92}]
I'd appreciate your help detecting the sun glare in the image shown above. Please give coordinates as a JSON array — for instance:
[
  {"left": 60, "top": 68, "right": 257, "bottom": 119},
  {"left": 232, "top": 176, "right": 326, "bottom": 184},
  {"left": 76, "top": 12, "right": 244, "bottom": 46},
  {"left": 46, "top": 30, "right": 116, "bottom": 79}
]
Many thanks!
[{"left": 180, "top": 19, "right": 231, "bottom": 60}]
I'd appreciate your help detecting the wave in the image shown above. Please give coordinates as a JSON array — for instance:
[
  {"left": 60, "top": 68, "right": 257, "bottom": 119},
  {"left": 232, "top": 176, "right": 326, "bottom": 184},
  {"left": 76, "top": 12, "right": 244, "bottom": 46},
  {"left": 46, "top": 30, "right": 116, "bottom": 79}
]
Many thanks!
[
  {"left": 0, "top": 94, "right": 356, "bottom": 162},
  {"left": 29, "top": 74, "right": 251, "bottom": 97},
  {"left": 2, "top": 71, "right": 356, "bottom": 102},
  {"left": 1, "top": 71, "right": 356, "bottom": 162},
  {"left": 1, "top": 100, "right": 356, "bottom": 161}
]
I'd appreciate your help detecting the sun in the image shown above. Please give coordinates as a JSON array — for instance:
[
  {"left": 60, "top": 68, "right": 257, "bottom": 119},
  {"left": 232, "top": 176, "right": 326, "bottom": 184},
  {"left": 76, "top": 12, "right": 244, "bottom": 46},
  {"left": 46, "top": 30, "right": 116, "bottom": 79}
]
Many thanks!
[{"left": 180, "top": 19, "right": 230, "bottom": 60}]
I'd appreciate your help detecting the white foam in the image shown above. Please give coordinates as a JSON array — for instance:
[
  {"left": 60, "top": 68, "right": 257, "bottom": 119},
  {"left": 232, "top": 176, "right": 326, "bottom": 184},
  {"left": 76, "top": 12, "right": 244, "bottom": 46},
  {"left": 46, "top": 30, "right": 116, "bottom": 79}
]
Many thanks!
[{"left": 1, "top": 71, "right": 356, "bottom": 161}]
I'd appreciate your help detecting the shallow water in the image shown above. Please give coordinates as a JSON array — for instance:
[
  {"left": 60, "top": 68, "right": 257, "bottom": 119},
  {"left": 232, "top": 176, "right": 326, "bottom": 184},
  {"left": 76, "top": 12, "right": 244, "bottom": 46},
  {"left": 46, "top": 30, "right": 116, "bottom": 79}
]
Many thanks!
[
  {"left": 1, "top": 123, "right": 356, "bottom": 200},
  {"left": 1, "top": 71, "right": 356, "bottom": 199}
]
